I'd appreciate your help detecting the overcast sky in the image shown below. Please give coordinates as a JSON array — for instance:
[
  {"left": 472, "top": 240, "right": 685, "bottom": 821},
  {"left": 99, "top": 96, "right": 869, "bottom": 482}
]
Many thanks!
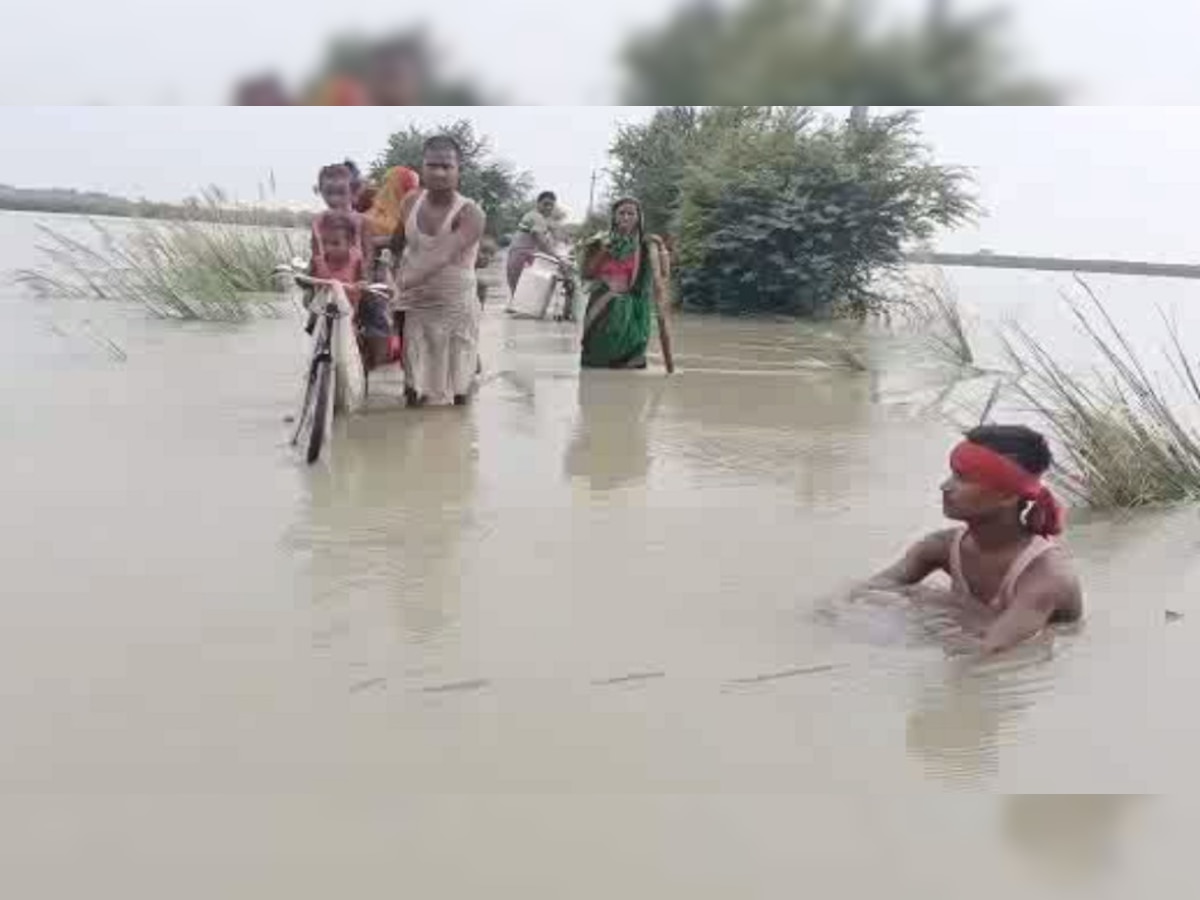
[
  {"left": 0, "top": 107, "right": 654, "bottom": 220},
  {"left": 4, "top": 106, "right": 1200, "bottom": 262}
]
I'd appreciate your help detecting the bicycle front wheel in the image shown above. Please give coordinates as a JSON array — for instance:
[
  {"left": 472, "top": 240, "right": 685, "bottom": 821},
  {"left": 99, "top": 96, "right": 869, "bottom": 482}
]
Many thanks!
[{"left": 303, "top": 358, "right": 333, "bottom": 464}]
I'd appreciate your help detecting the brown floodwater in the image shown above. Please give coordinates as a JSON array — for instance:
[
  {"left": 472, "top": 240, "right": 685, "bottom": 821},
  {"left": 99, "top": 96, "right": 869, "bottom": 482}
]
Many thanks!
[{"left": 0, "top": 212, "right": 1192, "bottom": 897}]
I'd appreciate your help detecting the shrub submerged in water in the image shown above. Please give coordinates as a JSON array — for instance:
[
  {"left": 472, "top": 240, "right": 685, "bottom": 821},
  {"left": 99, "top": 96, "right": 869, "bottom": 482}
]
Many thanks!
[
  {"left": 16, "top": 188, "right": 303, "bottom": 322},
  {"left": 681, "top": 111, "right": 976, "bottom": 318},
  {"left": 909, "top": 273, "right": 1200, "bottom": 510},
  {"left": 1002, "top": 278, "right": 1200, "bottom": 509},
  {"left": 609, "top": 107, "right": 977, "bottom": 318}
]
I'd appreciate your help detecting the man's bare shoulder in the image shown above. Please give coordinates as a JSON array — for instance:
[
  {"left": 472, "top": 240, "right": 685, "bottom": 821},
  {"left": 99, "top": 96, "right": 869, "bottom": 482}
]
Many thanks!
[
  {"left": 456, "top": 197, "right": 486, "bottom": 223},
  {"left": 1019, "top": 545, "right": 1083, "bottom": 619},
  {"left": 912, "top": 528, "right": 958, "bottom": 564},
  {"left": 447, "top": 198, "right": 486, "bottom": 238}
]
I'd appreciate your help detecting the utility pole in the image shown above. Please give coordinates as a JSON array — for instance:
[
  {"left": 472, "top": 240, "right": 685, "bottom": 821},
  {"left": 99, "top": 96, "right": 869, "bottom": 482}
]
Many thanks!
[
  {"left": 849, "top": 106, "right": 869, "bottom": 128},
  {"left": 587, "top": 169, "right": 598, "bottom": 221}
]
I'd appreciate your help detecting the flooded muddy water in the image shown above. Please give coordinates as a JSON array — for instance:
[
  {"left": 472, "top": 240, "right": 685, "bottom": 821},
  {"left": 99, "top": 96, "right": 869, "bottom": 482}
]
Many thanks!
[{"left": 0, "top": 212, "right": 1192, "bottom": 897}]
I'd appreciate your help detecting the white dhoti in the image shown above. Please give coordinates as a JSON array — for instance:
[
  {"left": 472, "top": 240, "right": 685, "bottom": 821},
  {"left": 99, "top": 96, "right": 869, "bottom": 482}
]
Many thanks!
[
  {"left": 398, "top": 191, "right": 482, "bottom": 407},
  {"left": 403, "top": 298, "right": 480, "bottom": 406}
]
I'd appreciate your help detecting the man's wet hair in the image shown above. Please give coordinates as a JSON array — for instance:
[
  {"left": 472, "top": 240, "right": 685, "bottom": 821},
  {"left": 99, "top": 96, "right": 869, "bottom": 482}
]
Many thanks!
[
  {"left": 342, "top": 159, "right": 362, "bottom": 186},
  {"left": 965, "top": 424, "right": 1053, "bottom": 476},
  {"left": 537, "top": 191, "right": 557, "bottom": 204},
  {"left": 423, "top": 134, "right": 462, "bottom": 161}
]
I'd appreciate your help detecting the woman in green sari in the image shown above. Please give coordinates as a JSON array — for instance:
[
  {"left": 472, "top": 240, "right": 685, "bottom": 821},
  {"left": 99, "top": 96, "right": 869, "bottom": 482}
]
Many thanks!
[{"left": 580, "top": 197, "right": 674, "bottom": 371}]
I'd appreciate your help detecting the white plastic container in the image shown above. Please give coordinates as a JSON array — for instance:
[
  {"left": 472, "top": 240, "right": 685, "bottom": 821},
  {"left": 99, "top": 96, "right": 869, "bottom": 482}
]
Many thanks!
[{"left": 509, "top": 253, "right": 561, "bottom": 319}]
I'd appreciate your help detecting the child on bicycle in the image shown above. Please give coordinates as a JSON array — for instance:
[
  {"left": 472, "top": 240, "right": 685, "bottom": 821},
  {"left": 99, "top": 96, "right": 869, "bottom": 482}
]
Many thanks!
[
  {"left": 311, "top": 212, "right": 363, "bottom": 291},
  {"left": 311, "top": 163, "right": 369, "bottom": 261},
  {"left": 310, "top": 211, "right": 395, "bottom": 372}
]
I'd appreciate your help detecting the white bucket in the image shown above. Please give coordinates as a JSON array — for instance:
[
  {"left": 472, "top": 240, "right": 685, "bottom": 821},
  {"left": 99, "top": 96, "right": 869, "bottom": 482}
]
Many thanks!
[{"left": 509, "top": 254, "right": 560, "bottom": 319}]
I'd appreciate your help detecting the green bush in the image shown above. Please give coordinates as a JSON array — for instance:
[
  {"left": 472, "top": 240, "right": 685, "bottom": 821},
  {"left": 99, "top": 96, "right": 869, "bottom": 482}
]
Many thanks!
[{"left": 615, "top": 107, "right": 976, "bottom": 317}]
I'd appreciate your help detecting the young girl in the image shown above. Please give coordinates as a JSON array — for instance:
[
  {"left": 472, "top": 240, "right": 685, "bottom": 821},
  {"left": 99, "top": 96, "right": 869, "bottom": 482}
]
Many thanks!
[
  {"left": 311, "top": 212, "right": 364, "bottom": 301},
  {"left": 311, "top": 163, "right": 371, "bottom": 264},
  {"left": 311, "top": 211, "right": 398, "bottom": 372}
]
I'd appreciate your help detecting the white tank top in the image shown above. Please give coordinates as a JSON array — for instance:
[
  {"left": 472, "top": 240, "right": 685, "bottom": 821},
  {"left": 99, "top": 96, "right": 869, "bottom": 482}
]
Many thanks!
[
  {"left": 400, "top": 191, "right": 479, "bottom": 311},
  {"left": 949, "top": 528, "right": 1054, "bottom": 611}
]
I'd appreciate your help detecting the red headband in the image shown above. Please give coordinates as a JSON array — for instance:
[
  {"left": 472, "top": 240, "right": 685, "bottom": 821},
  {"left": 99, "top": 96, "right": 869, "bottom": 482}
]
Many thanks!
[{"left": 949, "top": 440, "right": 1064, "bottom": 537}]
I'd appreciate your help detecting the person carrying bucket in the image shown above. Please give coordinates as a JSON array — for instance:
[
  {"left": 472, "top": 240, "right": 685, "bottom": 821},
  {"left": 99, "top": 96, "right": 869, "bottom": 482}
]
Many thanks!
[{"left": 507, "top": 191, "right": 573, "bottom": 312}]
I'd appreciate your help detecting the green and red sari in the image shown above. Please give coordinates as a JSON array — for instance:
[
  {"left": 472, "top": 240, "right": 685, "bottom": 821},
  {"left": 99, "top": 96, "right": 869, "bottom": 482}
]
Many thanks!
[{"left": 580, "top": 200, "right": 655, "bottom": 369}]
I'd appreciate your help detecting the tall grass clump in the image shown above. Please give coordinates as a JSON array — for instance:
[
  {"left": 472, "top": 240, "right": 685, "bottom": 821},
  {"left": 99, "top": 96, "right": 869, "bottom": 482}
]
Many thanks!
[
  {"left": 1003, "top": 276, "right": 1200, "bottom": 509},
  {"left": 908, "top": 277, "right": 978, "bottom": 370},
  {"left": 15, "top": 187, "right": 304, "bottom": 322}
]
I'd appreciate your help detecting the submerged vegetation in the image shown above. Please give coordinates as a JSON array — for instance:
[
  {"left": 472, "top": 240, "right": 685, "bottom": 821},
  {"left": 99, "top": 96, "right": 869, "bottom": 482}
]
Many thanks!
[
  {"left": 1003, "top": 279, "right": 1200, "bottom": 508},
  {"left": 918, "top": 273, "right": 1200, "bottom": 510},
  {"left": 609, "top": 106, "right": 978, "bottom": 318},
  {"left": 15, "top": 189, "right": 301, "bottom": 321},
  {"left": 908, "top": 277, "right": 978, "bottom": 371}
]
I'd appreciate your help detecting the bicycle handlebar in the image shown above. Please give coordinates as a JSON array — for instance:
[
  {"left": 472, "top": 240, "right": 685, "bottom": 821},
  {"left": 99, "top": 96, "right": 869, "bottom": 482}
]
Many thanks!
[{"left": 277, "top": 267, "right": 390, "bottom": 297}]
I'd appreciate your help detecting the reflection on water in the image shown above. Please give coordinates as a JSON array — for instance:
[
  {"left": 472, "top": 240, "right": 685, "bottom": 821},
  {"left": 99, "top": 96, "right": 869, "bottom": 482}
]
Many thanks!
[
  {"left": 291, "top": 409, "right": 479, "bottom": 671},
  {"left": 564, "top": 373, "right": 663, "bottom": 492},
  {"left": 906, "top": 647, "right": 1054, "bottom": 788}
]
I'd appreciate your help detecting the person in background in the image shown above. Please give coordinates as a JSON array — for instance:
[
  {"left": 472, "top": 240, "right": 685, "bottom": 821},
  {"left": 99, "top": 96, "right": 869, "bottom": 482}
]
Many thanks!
[
  {"left": 507, "top": 190, "right": 565, "bottom": 296},
  {"left": 862, "top": 424, "right": 1083, "bottom": 655},
  {"left": 579, "top": 197, "right": 673, "bottom": 371},
  {"left": 341, "top": 159, "right": 375, "bottom": 214},
  {"left": 354, "top": 183, "right": 378, "bottom": 215},
  {"left": 364, "top": 166, "right": 421, "bottom": 277},
  {"left": 475, "top": 235, "right": 499, "bottom": 305},
  {"left": 390, "top": 135, "right": 487, "bottom": 407}
]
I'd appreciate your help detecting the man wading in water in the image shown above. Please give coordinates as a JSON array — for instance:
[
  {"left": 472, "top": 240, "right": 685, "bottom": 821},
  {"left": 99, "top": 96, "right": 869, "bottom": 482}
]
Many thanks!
[
  {"left": 390, "top": 135, "right": 486, "bottom": 406},
  {"left": 863, "top": 424, "right": 1082, "bottom": 655}
]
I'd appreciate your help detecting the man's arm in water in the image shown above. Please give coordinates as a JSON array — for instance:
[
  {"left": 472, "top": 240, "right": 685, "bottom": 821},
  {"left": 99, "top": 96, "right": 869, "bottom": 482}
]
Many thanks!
[
  {"left": 401, "top": 202, "right": 487, "bottom": 290},
  {"left": 977, "top": 556, "right": 1081, "bottom": 655},
  {"left": 863, "top": 530, "right": 954, "bottom": 591}
]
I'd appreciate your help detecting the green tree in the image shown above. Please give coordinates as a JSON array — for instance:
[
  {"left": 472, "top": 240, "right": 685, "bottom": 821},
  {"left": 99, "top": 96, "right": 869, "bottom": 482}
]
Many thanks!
[
  {"left": 608, "top": 106, "right": 700, "bottom": 235},
  {"left": 371, "top": 119, "right": 533, "bottom": 238},
  {"left": 621, "top": 0, "right": 1061, "bottom": 104},
  {"left": 670, "top": 107, "right": 977, "bottom": 317},
  {"left": 609, "top": 106, "right": 814, "bottom": 237}
]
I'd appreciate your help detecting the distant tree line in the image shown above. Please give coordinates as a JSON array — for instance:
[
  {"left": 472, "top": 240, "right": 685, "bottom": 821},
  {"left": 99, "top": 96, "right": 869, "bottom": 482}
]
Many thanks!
[{"left": 0, "top": 185, "right": 312, "bottom": 228}]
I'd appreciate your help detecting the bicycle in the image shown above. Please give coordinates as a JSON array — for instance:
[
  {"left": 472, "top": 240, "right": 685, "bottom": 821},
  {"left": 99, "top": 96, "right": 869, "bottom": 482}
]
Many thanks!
[{"left": 275, "top": 264, "right": 392, "bottom": 464}]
